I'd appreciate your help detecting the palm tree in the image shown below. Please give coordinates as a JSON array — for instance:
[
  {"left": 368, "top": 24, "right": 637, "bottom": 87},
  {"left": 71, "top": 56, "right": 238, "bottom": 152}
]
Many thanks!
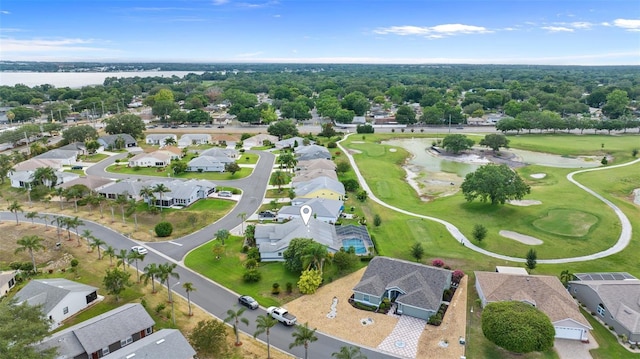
[
  {"left": 127, "top": 199, "right": 138, "bottom": 230},
  {"left": 164, "top": 137, "right": 177, "bottom": 146},
  {"left": 127, "top": 250, "right": 146, "bottom": 283},
  {"left": 272, "top": 170, "right": 287, "bottom": 192},
  {"left": 54, "top": 187, "right": 65, "bottom": 209},
  {"left": 67, "top": 216, "right": 84, "bottom": 242},
  {"left": 237, "top": 212, "right": 247, "bottom": 235},
  {"left": 254, "top": 314, "right": 278, "bottom": 358},
  {"left": 215, "top": 229, "right": 230, "bottom": 245},
  {"left": 104, "top": 245, "right": 116, "bottom": 266},
  {"left": 289, "top": 322, "right": 318, "bottom": 359},
  {"left": 158, "top": 262, "right": 180, "bottom": 302},
  {"left": 7, "top": 200, "right": 23, "bottom": 224},
  {"left": 139, "top": 186, "right": 155, "bottom": 210},
  {"left": 560, "top": 269, "right": 574, "bottom": 287},
  {"left": 52, "top": 216, "right": 64, "bottom": 242},
  {"left": 90, "top": 237, "right": 106, "bottom": 259},
  {"left": 32, "top": 166, "right": 57, "bottom": 188},
  {"left": 116, "top": 249, "right": 129, "bottom": 270},
  {"left": 153, "top": 183, "right": 170, "bottom": 212},
  {"left": 15, "top": 235, "right": 45, "bottom": 272},
  {"left": 81, "top": 229, "right": 94, "bottom": 248},
  {"left": 182, "top": 282, "right": 196, "bottom": 316},
  {"left": 42, "top": 214, "right": 50, "bottom": 231},
  {"left": 302, "top": 242, "right": 329, "bottom": 273},
  {"left": 332, "top": 346, "right": 367, "bottom": 359},
  {"left": 95, "top": 195, "right": 107, "bottom": 218},
  {"left": 65, "top": 185, "right": 88, "bottom": 212},
  {"left": 25, "top": 211, "right": 38, "bottom": 226},
  {"left": 142, "top": 263, "right": 161, "bottom": 293},
  {"left": 225, "top": 307, "right": 249, "bottom": 346},
  {"left": 115, "top": 192, "right": 130, "bottom": 224}
]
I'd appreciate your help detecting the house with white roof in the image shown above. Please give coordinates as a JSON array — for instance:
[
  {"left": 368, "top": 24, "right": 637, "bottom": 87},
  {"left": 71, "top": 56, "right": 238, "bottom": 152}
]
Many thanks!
[
  {"left": 292, "top": 168, "right": 338, "bottom": 183},
  {"left": 128, "top": 151, "right": 172, "bottom": 167},
  {"left": 178, "top": 134, "right": 211, "bottom": 147},
  {"left": 34, "top": 149, "right": 79, "bottom": 165},
  {"left": 243, "top": 134, "right": 278, "bottom": 148},
  {"left": 14, "top": 278, "right": 99, "bottom": 329},
  {"left": 275, "top": 136, "right": 312, "bottom": 149},
  {"left": 293, "top": 176, "right": 346, "bottom": 200},
  {"left": 145, "top": 133, "right": 177, "bottom": 146},
  {"left": 9, "top": 170, "right": 79, "bottom": 189},
  {"left": 294, "top": 144, "right": 331, "bottom": 161},
  {"left": 98, "top": 179, "right": 216, "bottom": 207}
]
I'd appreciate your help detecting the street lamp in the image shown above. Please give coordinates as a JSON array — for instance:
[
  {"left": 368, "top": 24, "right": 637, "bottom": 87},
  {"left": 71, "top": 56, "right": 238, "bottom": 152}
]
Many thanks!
[{"left": 171, "top": 281, "right": 180, "bottom": 326}]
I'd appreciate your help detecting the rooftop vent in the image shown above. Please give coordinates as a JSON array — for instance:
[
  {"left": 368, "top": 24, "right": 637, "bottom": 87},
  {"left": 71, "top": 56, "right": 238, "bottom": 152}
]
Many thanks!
[{"left": 156, "top": 339, "right": 165, "bottom": 345}]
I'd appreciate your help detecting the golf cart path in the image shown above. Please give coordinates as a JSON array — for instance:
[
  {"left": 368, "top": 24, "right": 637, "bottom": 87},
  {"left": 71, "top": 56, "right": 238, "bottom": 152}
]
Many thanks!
[{"left": 338, "top": 134, "right": 638, "bottom": 264}]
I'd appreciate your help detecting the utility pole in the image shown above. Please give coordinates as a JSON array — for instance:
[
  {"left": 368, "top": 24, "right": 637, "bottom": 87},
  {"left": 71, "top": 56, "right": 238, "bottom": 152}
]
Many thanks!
[{"left": 448, "top": 114, "right": 451, "bottom": 133}]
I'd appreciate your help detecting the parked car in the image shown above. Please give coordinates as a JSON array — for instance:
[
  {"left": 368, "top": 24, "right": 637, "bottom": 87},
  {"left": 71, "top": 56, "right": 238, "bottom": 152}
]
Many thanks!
[
  {"left": 259, "top": 211, "right": 276, "bottom": 219},
  {"left": 71, "top": 165, "right": 84, "bottom": 170},
  {"left": 266, "top": 306, "right": 297, "bottom": 326},
  {"left": 131, "top": 246, "right": 148, "bottom": 255},
  {"left": 217, "top": 125, "right": 225, "bottom": 128},
  {"left": 218, "top": 191, "right": 233, "bottom": 198},
  {"left": 238, "top": 295, "right": 259, "bottom": 309}
]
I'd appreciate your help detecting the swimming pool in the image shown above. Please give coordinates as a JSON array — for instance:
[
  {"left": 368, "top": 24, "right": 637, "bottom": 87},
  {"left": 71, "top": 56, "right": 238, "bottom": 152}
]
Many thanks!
[{"left": 342, "top": 239, "right": 367, "bottom": 255}]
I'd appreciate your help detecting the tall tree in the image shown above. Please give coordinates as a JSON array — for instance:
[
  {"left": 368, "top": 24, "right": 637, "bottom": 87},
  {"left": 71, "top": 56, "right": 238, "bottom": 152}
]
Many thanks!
[
  {"left": 90, "top": 237, "right": 106, "bottom": 259},
  {"left": 0, "top": 154, "right": 13, "bottom": 184},
  {"left": 214, "top": 229, "right": 230, "bottom": 245},
  {"left": 158, "top": 262, "right": 180, "bottom": 302},
  {"left": 7, "top": 200, "right": 23, "bottom": 224},
  {"left": 25, "top": 211, "right": 38, "bottom": 226},
  {"left": 139, "top": 186, "right": 155, "bottom": 209},
  {"left": 442, "top": 134, "right": 475, "bottom": 154},
  {"left": 182, "top": 282, "right": 196, "bottom": 316},
  {"left": 142, "top": 263, "right": 161, "bottom": 293},
  {"left": 526, "top": 249, "right": 537, "bottom": 271},
  {"left": 289, "top": 322, "right": 318, "bottom": 359},
  {"left": 104, "top": 113, "right": 145, "bottom": 138},
  {"left": 153, "top": 183, "right": 170, "bottom": 211},
  {"left": 410, "top": 242, "right": 424, "bottom": 262},
  {"left": 332, "top": 346, "right": 368, "bottom": 359},
  {"left": 127, "top": 250, "right": 146, "bottom": 283},
  {"left": 32, "top": 167, "right": 58, "bottom": 188},
  {"left": 254, "top": 314, "right": 278, "bottom": 359},
  {"left": 272, "top": 170, "right": 287, "bottom": 192},
  {"left": 301, "top": 242, "right": 329, "bottom": 273},
  {"left": 0, "top": 300, "right": 56, "bottom": 359},
  {"left": 225, "top": 307, "right": 249, "bottom": 346},
  {"left": 461, "top": 164, "right": 531, "bottom": 205},
  {"left": 559, "top": 269, "right": 573, "bottom": 287},
  {"left": 116, "top": 248, "right": 129, "bottom": 270},
  {"left": 104, "top": 245, "right": 116, "bottom": 266},
  {"left": 479, "top": 134, "right": 510, "bottom": 152},
  {"left": 15, "top": 235, "right": 45, "bottom": 272},
  {"left": 103, "top": 267, "right": 131, "bottom": 302},
  {"left": 188, "top": 320, "right": 228, "bottom": 358}
]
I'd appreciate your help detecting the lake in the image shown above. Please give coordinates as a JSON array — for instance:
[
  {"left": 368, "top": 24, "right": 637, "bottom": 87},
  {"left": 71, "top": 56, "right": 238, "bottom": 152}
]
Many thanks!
[{"left": 0, "top": 71, "right": 204, "bottom": 88}]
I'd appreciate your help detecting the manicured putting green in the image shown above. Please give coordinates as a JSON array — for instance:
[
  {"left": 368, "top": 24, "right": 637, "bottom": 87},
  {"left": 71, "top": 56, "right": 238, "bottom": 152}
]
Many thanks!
[{"left": 532, "top": 209, "right": 598, "bottom": 237}]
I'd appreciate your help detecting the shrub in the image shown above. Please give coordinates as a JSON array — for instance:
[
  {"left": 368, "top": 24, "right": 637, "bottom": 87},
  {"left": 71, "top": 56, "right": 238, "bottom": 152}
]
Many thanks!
[
  {"left": 432, "top": 259, "right": 445, "bottom": 267},
  {"left": 428, "top": 313, "right": 443, "bottom": 326},
  {"left": 154, "top": 221, "right": 173, "bottom": 237},
  {"left": 373, "top": 214, "right": 382, "bottom": 227},
  {"left": 327, "top": 141, "right": 337, "bottom": 148},
  {"left": 247, "top": 247, "right": 261, "bottom": 261},
  {"left": 272, "top": 282, "right": 280, "bottom": 295},
  {"left": 286, "top": 282, "right": 293, "bottom": 294},
  {"left": 452, "top": 269, "right": 465, "bottom": 284},
  {"left": 243, "top": 269, "right": 262, "bottom": 283},
  {"left": 133, "top": 165, "right": 141, "bottom": 171},
  {"left": 155, "top": 303, "right": 166, "bottom": 314},
  {"left": 356, "top": 124, "right": 374, "bottom": 134},
  {"left": 244, "top": 259, "right": 258, "bottom": 269}
]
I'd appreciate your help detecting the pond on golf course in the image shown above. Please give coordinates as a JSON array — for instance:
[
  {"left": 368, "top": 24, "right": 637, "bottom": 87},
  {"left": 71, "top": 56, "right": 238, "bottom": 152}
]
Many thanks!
[{"left": 383, "top": 138, "right": 601, "bottom": 200}]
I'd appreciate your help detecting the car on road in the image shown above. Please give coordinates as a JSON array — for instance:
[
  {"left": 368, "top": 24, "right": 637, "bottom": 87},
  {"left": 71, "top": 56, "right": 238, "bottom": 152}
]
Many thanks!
[
  {"left": 217, "top": 125, "right": 225, "bottom": 128},
  {"left": 131, "top": 246, "right": 148, "bottom": 255},
  {"left": 267, "top": 306, "right": 297, "bottom": 326},
  {"left": 238, "top": 295, "right": 259, "bottom": 309}
]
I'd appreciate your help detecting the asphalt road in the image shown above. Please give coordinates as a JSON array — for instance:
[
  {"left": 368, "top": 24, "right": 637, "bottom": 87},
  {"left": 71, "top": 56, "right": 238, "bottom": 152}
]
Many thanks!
[{"left": 2, "top": 211, "right": 398, "bottom": 359}]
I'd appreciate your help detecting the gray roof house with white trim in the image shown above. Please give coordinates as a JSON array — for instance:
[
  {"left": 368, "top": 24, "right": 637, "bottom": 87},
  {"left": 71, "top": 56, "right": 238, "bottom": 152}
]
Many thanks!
[
  {"left": 178, "top": 133, "right": 211, "bottom": 147},
  {"left": 187, "top": 155, "right": 231, "bottom": 172},
  {"left": 35, "top": 303, "right": 156, "bottom": 359},
  {"left": 353, "top": 257, "right": 452, "bottom": 321},
  {"left": 569, "top": 272, "right": 640, "bottom": 342},
  {"left": 278, "top": 197, "right": 344, "bottom": 223},
  {"left": 255, "top": 218, "right": 342, "bottom": 261},
  {"left": 102, "top": 329, "right": 195, "bottom": 359},
  {"left": 9, "top": 170, "right": 79, "bottom": 189},
  {"left": 98, "top": 134, "right": 138, "bottom": 149},
  {"left": 200, "top": 147, "right": 238, "bottom": 159},
  {"left": 275, "top": 136, "right": 311, "bottom": 149},
  {"left": 476, "top": 271, "right": 592, "bottom": 341},
  {"left": 99, "top": 179, "right": 216, "bottom": 207},
  {"left": 292, "top": 168, "right": 338, "bottom": 183},
  {"left": 145, "top": 133, "right": 177, "bottom": 146},
  {"left": 14, "top": 278, "right": 98, "bottom": 329},
  {"left": 294, "top": 144, "right": 331, "bottom": 161},
  {"left": 243, "top": 134, "right": 278, "bottom": 148},
  {"left": 34, "top": 149, "right": 79, "bottom": 165},
  {"left": 296, "top": 159, "right": 337, "bottom": 172}
]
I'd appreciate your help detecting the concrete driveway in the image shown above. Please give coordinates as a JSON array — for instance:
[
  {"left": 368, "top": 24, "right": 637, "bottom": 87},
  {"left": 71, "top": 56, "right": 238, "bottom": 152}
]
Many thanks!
[{"left": 554, "top": 332, "right": 598, "bottom": 359}]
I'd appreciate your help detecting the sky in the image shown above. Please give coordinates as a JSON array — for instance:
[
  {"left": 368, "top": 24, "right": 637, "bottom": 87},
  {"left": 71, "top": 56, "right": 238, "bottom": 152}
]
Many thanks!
[{"left": 0, "top": 0, "right": 639, "bottom": 65}]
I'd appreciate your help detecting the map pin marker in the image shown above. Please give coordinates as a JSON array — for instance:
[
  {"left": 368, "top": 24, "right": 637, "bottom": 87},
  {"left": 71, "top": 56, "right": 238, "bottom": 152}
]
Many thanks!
[{"left": 300, "top": 205, "right": 313, "bottom": 226}]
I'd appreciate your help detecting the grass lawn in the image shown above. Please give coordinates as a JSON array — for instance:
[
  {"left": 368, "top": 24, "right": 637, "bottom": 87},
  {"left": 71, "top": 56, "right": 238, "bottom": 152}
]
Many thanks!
[
  {"left": 79, "top": 153, "right": 110, "bottom": 163},
  {"left": 269, "top": 171, "right": 292, "bottom": 186},
  {"left": 106, "top": 164, "right": 251, "bottom": 180},
  {"left": 64, "top": 169, "right": 85, "bottom": 175},
  {"left": 583, "top": 308, "right": 639, "bottom": 359},
  {"left": 237, "top": 152, "right": 259, "bottom": 164},
  {"left": 265, "top": 188, "right": 292, "bottom": 198}
]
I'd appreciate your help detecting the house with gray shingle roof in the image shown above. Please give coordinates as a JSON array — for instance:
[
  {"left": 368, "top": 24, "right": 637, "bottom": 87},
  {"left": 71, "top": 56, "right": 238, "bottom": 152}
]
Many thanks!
[
  {"left": 98, "top": 179, "right": 216, "bottom": 207},
  {"left": 14, "top": 278, "right": 98, "bottom": 329},
  {"left": 187, "top": 156, "right": 228, "bottom": 172},
  {"left": 8, "top": 169, "right": 79, "bottom": 189},
  {"left": 35, "top": 303, "right": 157, "bottom": 358},
  {"left": 296, "top": 159, "right": 337, "bottom": 172},
  {"left": 294, "top": 144, "right": 331, "bottom": 161},
  {"left": 278, "top": 197, "right": 343, "bottom": 223},
  {"left": 255, "top": 218, "right": 342, "bottom": 261},
  {"left": 476, "top": 271, "right": 592, "bottom": 341},
  {"left": 102, "top": 329, "right": 195, "bottom": 359},
  {"left": 200, "top": 147, "right": 238, "bottom": 159},
  {"left": 292, "top": 168, "right": 338, "bottom": 183},
  {"left": 353, "top": 257, "right": 452, "bottom": 321},
  {"left": 293, "top": 176, "right": 345, "bottom": 200},
  {"left": 275, "top": 136, "right": 311, "bottom": 149},
  {"left": 145, "top": 133, "right": 177, "bottom": 146},
  {"left": 34, "top": 149, "right": 79, "bottom": 165},
  {"left": 243, "top": 134, "right": 278, "bottom": 148},
  {"left": 178, "top": 133, "right": 211, "bottom": 147},
  {"left": 98, "top": 134, "right": 138, "bottom": 149},
  {"left": 569, "top": 273, "right": 640, "bottom": 342}
]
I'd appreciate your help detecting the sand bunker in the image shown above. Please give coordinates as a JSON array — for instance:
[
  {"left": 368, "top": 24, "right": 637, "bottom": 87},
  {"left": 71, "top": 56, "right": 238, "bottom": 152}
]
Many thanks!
[
  {"left": 389, "top": 148, "right": 397, "bottom": 152},
  {"left": 499, "top": 230, "right": 543, "bottom": 245},
  {"left": 508, "top": 200, "right": 542, "bottom": 206},
  {"left": 530, "top": 173, "right": 547, "bottom": 179},
  {"left": 403, "top": 165, "right": 461, "bottom": 201}
]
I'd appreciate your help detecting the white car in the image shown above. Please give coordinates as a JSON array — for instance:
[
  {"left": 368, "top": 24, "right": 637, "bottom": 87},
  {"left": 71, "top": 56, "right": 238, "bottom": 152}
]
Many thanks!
[{"left": 131, "top": 246, "right": 148, "bottom": 255}]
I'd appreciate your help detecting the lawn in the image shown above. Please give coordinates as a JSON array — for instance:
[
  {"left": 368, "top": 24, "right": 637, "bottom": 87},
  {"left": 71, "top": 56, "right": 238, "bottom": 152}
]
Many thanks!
[
  {"left": 79, "top": 153, "right": 109, "bottom": 163},
  {"left": 265, "top": 189, "right": 292, "bottom": 198},
  {"left": 64, "top": 169, "right": 85, "bottom": 175},
  {"left": 583, "top": 308, "right": 639, "bottom": 359},
  {"left": 237, "top": 152, "right": 259, "bottom": 164},
  {"left": 106, "top": 164, "right": 251, "bottom": 180}
]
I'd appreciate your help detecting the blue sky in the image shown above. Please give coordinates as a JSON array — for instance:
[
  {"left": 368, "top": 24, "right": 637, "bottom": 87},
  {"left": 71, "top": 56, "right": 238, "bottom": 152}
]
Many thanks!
[{"left": 1, "top": 0, "right": 639, "bottom": 65}]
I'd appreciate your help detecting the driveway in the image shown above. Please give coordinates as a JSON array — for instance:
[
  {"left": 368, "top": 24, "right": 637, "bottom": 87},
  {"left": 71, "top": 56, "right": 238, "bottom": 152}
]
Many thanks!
[{"left": 554, "top": 332, "right": 598, "bottom": 359}]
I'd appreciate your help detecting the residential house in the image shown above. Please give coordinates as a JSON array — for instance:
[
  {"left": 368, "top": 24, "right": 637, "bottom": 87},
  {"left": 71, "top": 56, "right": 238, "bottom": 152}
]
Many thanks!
[
  {"left": 243, "top": 134, "right": 278, "bottom": 148},
  {"left": 128, "top": 151, "right": 171, "bottom": 167},
  {"left": 178, "top": 133, "right": 211, "bottom": 147},
  {"left": 145, "top": 133, "right": 177, "bottom": 146},
  {"left": 275, "top": 136, "right": 311, "bottom": 149},
  {"left": 294, "top": 144, "right": 331, "bottom": 161},
  {"left": 58, "top": 142, "right": 88, "bottom": 156},
  {"left": 476, "top": 271, "right": 592, "bottom": 341},
  {"left": 9, "top": 170, "right": 79, "bottom": 189},
  {"left": 98, "top": 134, "right": 138, "bottom": 150},
  {"left": 102, "top": 329, "right": 195, "bottom": 359},
  {"left": 12, "top": 158, "right": 63, "bottom": 171},
  {"left": 278, "top": 197, "right": 343, "bottom": 223},
  {"left": 157, "top": 145, "right": 183, "bottom": 160},
  {"left": 99, "top": 179, "right": 216, "bottom": 207},
  {"left": 353, "top": 257, "right": 452, "bottom": 321},
  {"left": 187, "top": 156, "right": 227, "bottom": 172},
  {"left": 35, "top": 303, "right": 156, "bottom": 359},
  {"left": 200, "top": 147, "right": 238, "bottom": 159},
  {"left": 98, "top": 179, "right": 146, "bottom": 200},
  {"left": 58, "top": 175, "right": 115, "bottom": 192},
  {"left": 293, "top": 176, "right": 346, "bottom": 200},
  {"left": 292, "top": 168, "right": 338, "bottom": 183},
  {"left": 569, "top": 272, "right": 640, "bottom": 342},
  {"left": 211, "top": 134, "right": 241, "bottom": 147},
  {"left": 255, "top": 218, "right": 342, "bottom": 261},
  {"left": 0, "top": 270, "right": 16, "bottom": 297},
  {"left": 14, "top": 278, "right": 99, "bottom": 329},
  {"left": 34, "top": 149, "right": 79, "bottom": 165},
  {"left": 296, "top": 159, "right": 337, "bottom": 172}
]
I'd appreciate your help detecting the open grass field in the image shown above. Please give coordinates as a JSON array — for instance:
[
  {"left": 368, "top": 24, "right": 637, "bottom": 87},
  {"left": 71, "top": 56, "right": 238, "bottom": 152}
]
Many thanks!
[{"left": 79, "top": 153, "right": 110, "bottom": 162}]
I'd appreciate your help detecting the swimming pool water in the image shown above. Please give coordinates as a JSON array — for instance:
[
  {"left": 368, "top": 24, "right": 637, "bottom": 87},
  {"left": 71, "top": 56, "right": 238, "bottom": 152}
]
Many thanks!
[{"left": 342, "top": 239, "right": 367, "bottom": 254}]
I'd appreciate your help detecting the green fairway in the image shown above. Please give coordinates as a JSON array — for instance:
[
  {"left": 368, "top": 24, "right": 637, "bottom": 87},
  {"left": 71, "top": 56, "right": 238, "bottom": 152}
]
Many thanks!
[{"left": 532, "top": 209, "right": 599, "bottom": 237}]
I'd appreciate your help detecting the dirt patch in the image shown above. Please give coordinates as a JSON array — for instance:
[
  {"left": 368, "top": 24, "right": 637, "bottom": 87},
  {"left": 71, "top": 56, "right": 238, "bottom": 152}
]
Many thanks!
[
  {"left": 499, "top": 230, "right": 543, "bottom": 245},
  {"left": 507, "top": 200, "right": 542, "bottom": 206}
]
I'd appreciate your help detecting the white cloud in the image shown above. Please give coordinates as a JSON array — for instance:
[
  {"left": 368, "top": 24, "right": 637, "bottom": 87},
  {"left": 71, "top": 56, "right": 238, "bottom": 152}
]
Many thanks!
[
  {"left": 374, "top": 23, "right": 491, "bottom": 38},
  {"left": 1, "top": 10, "right": 10, "bottom": 14},
  {"left": 0, "top": 38, "right": 109, "bottom": 53},
  {"left": 613, "top": 19, "right": 640, "bottom": 31},
  {"left": 273, "top": 14, "right": 281, "bottom": 18},
  {"left": 571, "top": 22, "right": 593, "bottom": 29},
  {"left": 235, "top": 51, "right": 263, "bottom": 57},
  {"left": 601, "top": 22, "right": 611, "bottom": 27},
  {"left": 212, "top": 0, "right": 229, "bottom": 5},
  {"left": 542, "top": 26, "right": 574, "bottom": 32}
]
